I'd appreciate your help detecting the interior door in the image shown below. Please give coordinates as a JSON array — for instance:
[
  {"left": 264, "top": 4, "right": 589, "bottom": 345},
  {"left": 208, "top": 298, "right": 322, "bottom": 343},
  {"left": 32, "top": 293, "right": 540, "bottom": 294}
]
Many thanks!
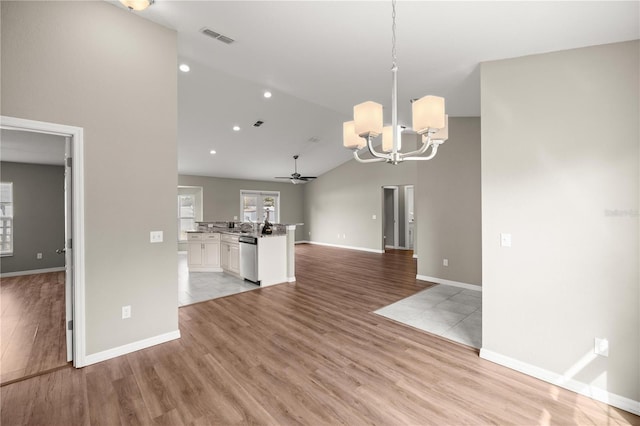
[{"left": 64, "top": 137, "right": 73, "bottom": 362}]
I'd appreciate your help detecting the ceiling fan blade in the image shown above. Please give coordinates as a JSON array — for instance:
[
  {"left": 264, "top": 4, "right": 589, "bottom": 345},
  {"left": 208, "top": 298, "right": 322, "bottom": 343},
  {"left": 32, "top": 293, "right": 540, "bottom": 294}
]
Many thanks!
[
  {"left": 274, "top": 177, "right": 292, "bottom": 179},
  {"left": 299, "top": 176, "right": 317, "bottom": 180}
]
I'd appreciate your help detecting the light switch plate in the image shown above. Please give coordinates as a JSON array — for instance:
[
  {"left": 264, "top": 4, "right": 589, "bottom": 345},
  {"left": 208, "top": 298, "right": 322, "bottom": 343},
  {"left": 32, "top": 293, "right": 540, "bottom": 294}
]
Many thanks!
[
  {"left": 594, "top": 337, "right": 609, "bottom": 357},
  {"left": 150, "top": 231, "right": 163, "bottom": 243},
  {"left": 500, "top": 233, "right": 512, "bottom": 247},
  {"left": 372, "top": 215, "right": 377, "bottom": 220}
]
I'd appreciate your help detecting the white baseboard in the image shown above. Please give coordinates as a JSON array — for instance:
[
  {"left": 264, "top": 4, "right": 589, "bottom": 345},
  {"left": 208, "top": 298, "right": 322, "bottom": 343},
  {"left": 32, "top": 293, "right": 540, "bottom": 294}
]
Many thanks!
[
  {"left": 480, "top": 348, "right": 640, "bottom": 416},
  {"left": 0, "top": 266, "right": 65, "bottom": 278},
  {"left": 306, "top": 240, "right": 384, "bottom": 254},
  {"left": 83, "top": 330, "right": 181, "bottom": 367},
  {"left": 287, "top": 276, "right": 296, "bottom": 282},
  {"left": 412, "top": 254, "right": 418, "bottom": 259},
  {"left": 295, "top": 240, "right": 309, "bottom": 244},
  {"left": 416, "top": 274, "right": 482, "bottom": 292}
]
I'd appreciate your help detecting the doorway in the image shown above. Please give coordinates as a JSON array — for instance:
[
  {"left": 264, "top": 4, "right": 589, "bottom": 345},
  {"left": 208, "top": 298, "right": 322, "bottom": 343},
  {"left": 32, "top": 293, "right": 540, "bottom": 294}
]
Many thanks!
[
  {"left": 0, "top": 116, "right": 86, "bottom": 375},
  {"left": 383, "top": 186, "right": 399, "bottom": 249},
  {"left": 382, "top": 185, "right": 415, "bottom": 252}
]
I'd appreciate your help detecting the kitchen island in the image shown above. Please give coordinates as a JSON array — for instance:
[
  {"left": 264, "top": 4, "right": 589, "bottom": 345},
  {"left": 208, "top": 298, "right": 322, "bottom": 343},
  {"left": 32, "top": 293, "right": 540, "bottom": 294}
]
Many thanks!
[{"left": 187, "top": 221, "right": 298, "bottom": 287}]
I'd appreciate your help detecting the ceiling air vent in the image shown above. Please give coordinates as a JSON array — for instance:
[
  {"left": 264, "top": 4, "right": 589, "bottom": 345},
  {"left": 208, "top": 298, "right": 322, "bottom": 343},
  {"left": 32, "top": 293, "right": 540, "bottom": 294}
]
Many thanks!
[
  {"left": 201, "top": 28, "right": 235, "bottom": 45},
  {"left": 253, "top": 120, "right": 264, "bottom": 127},
  {"left": 308, "top": 136, "right": 321, "bottom": 143}
]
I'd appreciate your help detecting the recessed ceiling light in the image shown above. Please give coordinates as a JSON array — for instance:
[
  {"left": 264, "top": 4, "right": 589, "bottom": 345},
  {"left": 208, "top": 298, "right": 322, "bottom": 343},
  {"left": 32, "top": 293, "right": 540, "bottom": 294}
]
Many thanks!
[
  {"left": 263, "top": 91, "right": 272, "bottom": 99},
  {"left": 209, "top": 150, "right": 216, "bottom": 155},
  {"left": 233, "top": 125, "right": 240, "bottom": 131},
  {"left": 179, "top": 64, "right": 190, "bottom": 73}
]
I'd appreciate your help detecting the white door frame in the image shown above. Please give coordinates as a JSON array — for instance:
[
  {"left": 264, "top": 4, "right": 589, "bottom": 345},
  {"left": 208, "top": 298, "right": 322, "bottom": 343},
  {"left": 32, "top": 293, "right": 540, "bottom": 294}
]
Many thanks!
[
  {"left": 1, "top": 115, "right": 86, "bottom": 367},
  {"left": 382, "top": 186, "right": 399, "bottom": 248}
]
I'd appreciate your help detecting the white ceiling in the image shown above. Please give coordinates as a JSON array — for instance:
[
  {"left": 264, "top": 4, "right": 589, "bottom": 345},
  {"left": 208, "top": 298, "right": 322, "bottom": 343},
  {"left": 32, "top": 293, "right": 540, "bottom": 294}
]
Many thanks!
[
  {"left": 37, "top": 2, "right": 640, "bottom": 180},
  {"left": 0, "top": 129, "right": 66, "bottom": 166}
]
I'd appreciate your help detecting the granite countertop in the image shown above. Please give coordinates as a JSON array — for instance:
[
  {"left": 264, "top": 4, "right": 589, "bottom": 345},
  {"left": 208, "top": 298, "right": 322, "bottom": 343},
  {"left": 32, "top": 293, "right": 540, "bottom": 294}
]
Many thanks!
[{"left": 187, "top": 229, "right": 286, "bottom": 238}]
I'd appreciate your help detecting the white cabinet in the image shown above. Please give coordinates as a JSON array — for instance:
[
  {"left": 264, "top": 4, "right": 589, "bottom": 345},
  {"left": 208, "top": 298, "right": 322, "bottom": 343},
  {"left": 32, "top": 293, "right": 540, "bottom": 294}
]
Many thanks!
[
  {"left": 187, "top": 233, "right": 222, "bottom": 272},
  {"left": 220, "top": 234, "right": 240, "bottom": 276}
]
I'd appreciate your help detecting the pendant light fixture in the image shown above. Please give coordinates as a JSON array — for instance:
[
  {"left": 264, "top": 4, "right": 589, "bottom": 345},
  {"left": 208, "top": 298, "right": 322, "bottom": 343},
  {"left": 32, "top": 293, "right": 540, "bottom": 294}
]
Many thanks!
[
  {"left": 343, "top": 0, "right": 449, "bottom": 165},
  {"left": 120, "top": 0, "right": 154, "bottom": 11}
]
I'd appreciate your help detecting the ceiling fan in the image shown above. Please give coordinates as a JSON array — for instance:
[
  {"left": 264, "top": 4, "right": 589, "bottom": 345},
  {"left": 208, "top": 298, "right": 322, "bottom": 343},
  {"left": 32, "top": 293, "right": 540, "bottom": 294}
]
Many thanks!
[{"left": 275, "top": 155, "right": 317, "bottom": 184}]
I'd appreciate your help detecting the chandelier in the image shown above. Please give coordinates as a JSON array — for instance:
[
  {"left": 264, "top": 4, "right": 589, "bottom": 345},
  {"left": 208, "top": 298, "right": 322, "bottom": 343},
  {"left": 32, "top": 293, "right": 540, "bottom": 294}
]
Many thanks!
[{"left": 342, "top": 0, "right": 448, "bottom": 165}]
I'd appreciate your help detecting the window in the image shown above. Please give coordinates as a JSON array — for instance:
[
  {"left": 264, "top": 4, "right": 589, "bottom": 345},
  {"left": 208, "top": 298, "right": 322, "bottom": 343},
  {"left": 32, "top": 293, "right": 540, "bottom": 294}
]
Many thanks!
[
  {"left": 0, "top": 182, "right": 13, "bottom": 256},
  {"left": 177, "top": 186, "right": 202, "bottom": 241},
  {"left": 241, "top": 190, "right": 279, "bottom": 223}
]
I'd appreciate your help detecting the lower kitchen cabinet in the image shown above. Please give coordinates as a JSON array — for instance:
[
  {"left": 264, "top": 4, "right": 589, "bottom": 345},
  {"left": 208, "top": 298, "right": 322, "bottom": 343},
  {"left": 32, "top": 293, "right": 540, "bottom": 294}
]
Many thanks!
[
  {"left": 187, "top": 232, "right": 222, "bottom": 272},
  {"left": 220, "top": 234, "right": 240, "bottom": 276}
]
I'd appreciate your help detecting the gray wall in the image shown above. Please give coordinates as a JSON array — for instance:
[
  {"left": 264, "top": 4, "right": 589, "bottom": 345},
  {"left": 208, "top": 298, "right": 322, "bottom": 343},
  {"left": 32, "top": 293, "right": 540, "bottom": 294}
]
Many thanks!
[
  {"left": 303, "top": 134, "right": 418, "bottom": 252},
  {"left": 416, "top": 117, "right": 482, "bottom": 286},
  {"left": 481, "top": 41, "right": 638, "bottom": 401},
  {"left": 178, "top": 175, "right": 305, "bottom": 241},
  {"left": 1, "top": 1, "right": 179, "bottom": 355},
  {"left": 0, "top": 162, "right": 65, "bottom": 274}
]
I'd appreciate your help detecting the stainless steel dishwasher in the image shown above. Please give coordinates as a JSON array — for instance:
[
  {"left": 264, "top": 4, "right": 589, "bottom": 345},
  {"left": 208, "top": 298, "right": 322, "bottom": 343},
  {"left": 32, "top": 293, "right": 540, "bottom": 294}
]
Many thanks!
[{"left": 239, "top": 235, "right": 259, "bottom": 284}]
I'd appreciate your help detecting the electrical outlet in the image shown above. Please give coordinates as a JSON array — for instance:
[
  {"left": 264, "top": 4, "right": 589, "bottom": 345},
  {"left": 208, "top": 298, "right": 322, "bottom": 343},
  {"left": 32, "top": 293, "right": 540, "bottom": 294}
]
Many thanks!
[
  {"left": 342, "top": 234, "right": 346, "bottom": 239},
  {"left": 594, "top": 337, "right": 609, "bottom": 357},
  {"left": 233, "top": 216, "right": 238, "bottom": 220},
  {"left": 500, "top": 233, "right": 512, "bottom": 247},
  {"left": 36, "top": 252, "right": 43, "bottom": 260},
  {"left": 207, "top": 223, "right": 214, "bottom": 228},
  {"left": 443, "top": 259, "right": 448, "bottom": 266},
  {"left": 150, "top": 231, "right": 163, "bottom": 243},
  {"left": 122, "top": 305, "right": 131, "bottom": 319},
  {"left": 372, "top": 215, "right": 377, "bottom": 220}
]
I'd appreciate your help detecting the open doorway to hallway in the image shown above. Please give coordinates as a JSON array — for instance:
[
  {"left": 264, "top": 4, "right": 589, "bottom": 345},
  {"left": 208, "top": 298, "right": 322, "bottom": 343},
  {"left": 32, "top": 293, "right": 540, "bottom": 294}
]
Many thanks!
[
  {"left": 0, "top": 128, "right": 71, "bottom": 384},
  {"left": 382, "top": 184, "right": 414, "bottom": 252}
]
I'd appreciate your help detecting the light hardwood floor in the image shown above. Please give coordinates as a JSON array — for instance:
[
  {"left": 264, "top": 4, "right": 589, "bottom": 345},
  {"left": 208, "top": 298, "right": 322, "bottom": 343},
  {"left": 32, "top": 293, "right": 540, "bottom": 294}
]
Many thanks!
[
  {"left": 1, "top": 245, "right": 638, "bottom": 425},
  {"left": 1, "top": 272, "right": 68, "bottom": 385}
]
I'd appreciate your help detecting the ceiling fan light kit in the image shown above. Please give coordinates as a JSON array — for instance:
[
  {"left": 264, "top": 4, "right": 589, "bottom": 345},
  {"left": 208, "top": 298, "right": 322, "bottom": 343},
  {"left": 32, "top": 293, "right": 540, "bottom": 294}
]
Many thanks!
[
  {"left": 343, "top": 0, "right": 449, "bottom": 165},
  {"left": 120, "top": 0, "right": 154, "bottom": 11},
  {"left": 274, "top": 155, "right": 317, "bottom": 184}
]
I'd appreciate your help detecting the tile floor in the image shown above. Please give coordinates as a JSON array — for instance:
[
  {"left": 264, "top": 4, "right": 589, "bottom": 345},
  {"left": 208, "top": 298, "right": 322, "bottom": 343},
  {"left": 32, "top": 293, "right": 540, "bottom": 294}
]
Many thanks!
[
  {"left": 375, "top": 284, "right": 482, "bottom": 348},
  {"left": 178, "top": 252, "right": 259, "bottom": 306}
]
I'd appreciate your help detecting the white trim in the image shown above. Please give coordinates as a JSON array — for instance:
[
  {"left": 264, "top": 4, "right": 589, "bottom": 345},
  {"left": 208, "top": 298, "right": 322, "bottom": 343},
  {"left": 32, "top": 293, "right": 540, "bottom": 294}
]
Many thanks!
[
  {"left": 84, "top": 330, "right": 181, "bottom": 367},
  {"left": 1, "top": 116, "right": 86, "bottom": 368},
  {"left": 286, "top": 276, "right": 296, "bottom": 282},
  {"left": 412, "top": 254, "right": 418, "bottom": 259},
  {"left": 306, "top": 240, "right": 384, "bottom": 254},
  {"left": 0, "top": 266, "right": 65, "bottom": 278},
  {"left": 416, "top": 274, "right": 482, "bottom": 292},
  {"left": 479, "top": 348, "right": 640, "bottom": 416},
  {"left": 294, "top": 240, "right": 309, "bottom": 244}
]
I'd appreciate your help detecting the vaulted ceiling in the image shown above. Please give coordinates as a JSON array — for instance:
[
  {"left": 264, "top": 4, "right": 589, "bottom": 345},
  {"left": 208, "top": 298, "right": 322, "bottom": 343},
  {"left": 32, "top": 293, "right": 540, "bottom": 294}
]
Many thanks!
[{"left": 39, "top": 2, "right": 640, "bottom": 180}]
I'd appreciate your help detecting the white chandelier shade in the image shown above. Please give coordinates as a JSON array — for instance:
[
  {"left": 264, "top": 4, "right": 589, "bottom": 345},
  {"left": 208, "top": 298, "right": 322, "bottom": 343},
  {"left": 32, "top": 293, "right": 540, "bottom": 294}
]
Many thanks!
[{"left": 342, "top": 0, "right": 449, "bottom": 165}]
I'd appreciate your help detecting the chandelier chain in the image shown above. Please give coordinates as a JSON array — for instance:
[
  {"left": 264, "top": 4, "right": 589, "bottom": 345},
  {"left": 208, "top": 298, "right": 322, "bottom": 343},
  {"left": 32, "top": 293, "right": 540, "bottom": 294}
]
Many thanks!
[{"left": 391, "top": 0, "right": 397, "bottom": 69}]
